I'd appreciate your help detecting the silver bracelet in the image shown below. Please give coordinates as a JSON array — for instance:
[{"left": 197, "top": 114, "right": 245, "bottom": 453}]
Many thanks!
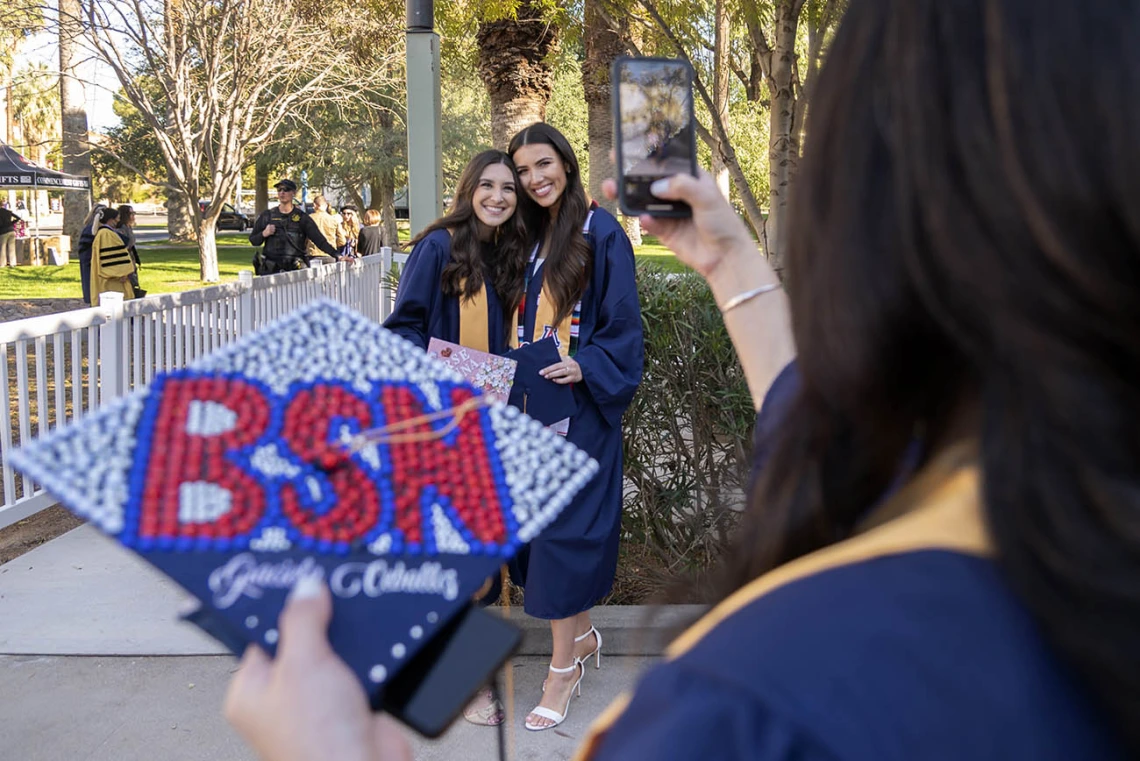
[{"left": 719, "top": 282, "right": 782, "bottom": 314}]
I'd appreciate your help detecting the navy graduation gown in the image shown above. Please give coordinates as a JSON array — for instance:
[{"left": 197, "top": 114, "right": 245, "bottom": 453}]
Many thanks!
[
  {"left": 578, "top": 450, "right": 1125, "bottom": 761},
  {"left": 382, "top": 229, "right": 512, "bottom": 353},
  {"left": 514, "top": 207, "right": 645, "bottom": 619}
]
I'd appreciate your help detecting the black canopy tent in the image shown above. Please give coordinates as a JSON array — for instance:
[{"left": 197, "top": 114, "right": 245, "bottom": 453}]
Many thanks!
[{"left": 0, "top": 142, "right": 92, "bottom": 241}]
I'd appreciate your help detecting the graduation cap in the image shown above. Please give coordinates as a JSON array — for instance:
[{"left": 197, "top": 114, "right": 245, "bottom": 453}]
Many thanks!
[
  {"left": 505, "top": 338, "right": 577, "bottom": 426},
  {"left": 9, "top": 300, "right": 598, "bottom": 737}
]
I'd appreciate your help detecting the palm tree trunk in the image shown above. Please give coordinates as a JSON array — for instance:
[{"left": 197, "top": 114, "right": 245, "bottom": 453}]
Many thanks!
[
  {"left": 58, "top": 0, "right": 92, "bottom": 243},
  {"left": 477, "top": 1, "right": 560, "bottom": 150}
]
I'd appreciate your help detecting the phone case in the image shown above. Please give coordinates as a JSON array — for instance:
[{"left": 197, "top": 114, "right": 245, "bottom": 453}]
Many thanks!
[{"left": 612, "top": 55, "right": 698, "bottom": 218}]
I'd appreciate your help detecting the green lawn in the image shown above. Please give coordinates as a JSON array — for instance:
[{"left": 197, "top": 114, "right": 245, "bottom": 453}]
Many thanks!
[
  {"left": 0, "top": 233, "right": 687, "bottom": 300},
  {"left": 0, "top": 235, "right": 255, "bottom": 299},
  {"left": 634, "top": 237, "right": 688, "bottom": 273}
]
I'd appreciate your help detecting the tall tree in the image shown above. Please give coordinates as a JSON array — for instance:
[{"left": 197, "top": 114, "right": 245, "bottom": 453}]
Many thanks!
[
  {"left": 638, "top": 0, "right": 767, "bottom": 249},
  {"left": 58, "top": 0, "right": 92, "bottom": 244},
  {"left": 476, "top": 0, "right": 560, "bottom": 150},
  {"left": 84, "top": 0, "right": 368, "bottom": 281},
  {"left": 2, "top": 1, "right": 43, "bottom": 208},
  {"left": 711, "top": 0, "right": 731, "bottom": 198},
  {"left": 639, "top": 0, "right": 844, "bottom": 271},
  {"left": 163, "top": 0, "right": 195, "bottom": 242},
  {"left": 740, "top": 0, "right": 843, "bottom": 270},
  {"left": 11, "top": 63, "right": 60, "bottom": 166}
]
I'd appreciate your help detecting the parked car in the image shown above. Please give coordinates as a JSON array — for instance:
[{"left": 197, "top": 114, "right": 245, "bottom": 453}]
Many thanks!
[{"left": 198, "top": 200, "right": 250, "bottom": 231}]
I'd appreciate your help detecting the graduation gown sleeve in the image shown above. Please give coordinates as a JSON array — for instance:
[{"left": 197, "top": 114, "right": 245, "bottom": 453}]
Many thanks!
[
  {"left": 574, "top": 225, "right": 644, "bottom": 429},
  {"left": 382, "top": 231, "right": 450, "bottom": 350}
]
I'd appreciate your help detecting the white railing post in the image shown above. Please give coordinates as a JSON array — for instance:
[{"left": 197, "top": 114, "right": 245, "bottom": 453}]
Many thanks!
[
  {"left": 380, "top": 246, "right": 393, "bottom": 321},
  {"left": 98, "top": 292, "right": 125, "bottom": 403},
  {"left": 238, "top": 270, "right": 255, "bottom": 335}
]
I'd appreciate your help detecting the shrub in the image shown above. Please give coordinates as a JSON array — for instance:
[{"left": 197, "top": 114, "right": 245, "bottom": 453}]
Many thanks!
[{"left": 613, "top": 263, "right": 755, "bottom": 602}]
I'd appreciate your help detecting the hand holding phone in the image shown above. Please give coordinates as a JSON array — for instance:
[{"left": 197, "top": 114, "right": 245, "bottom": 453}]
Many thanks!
[{"left": 612, "top": 56, "right": 698, "bottom": 217}]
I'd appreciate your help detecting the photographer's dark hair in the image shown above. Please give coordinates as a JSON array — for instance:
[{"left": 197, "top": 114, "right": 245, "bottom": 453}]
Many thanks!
[
  {"left": 508, "top": 123, "right": 592, "bottom": 327},
  {"left": 114, "top": 205, "right": 134, "bottom": 227},
  {"left": 411, "top": 150, "right": 529, "bottom": 334},
  {"left": 720, "top": 0, "right": 1140, "bottom": 750}
]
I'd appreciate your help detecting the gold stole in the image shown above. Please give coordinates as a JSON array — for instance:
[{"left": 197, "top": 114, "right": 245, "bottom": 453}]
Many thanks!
[
  {"left": 530, "top": 275, "right": 573, "bottom": 358},
  {"left": 457, "top": 280, "right": 518, "bottom": 353}
]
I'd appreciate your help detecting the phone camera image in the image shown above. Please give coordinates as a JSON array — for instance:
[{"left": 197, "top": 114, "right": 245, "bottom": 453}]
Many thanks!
[{"left": 613, "top": 57, "right": 696, "bottom": 217}]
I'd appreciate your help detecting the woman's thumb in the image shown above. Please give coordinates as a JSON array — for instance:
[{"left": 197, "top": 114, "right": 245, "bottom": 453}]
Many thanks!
[{"left": 648, "top": 169, "right": 708, "bottom": 203}]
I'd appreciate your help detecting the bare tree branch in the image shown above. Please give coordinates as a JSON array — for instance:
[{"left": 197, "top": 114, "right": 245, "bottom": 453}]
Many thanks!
[
  {"left": 637, "top": 0, "right": 768, "bottom": 241},
  {"left": 78, "top": 0, "right": 393, "bottom": 280}
]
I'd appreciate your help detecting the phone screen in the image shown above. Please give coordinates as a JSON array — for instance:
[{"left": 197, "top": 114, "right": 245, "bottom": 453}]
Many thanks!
[{"left": 614, "top": 57, "right": 696, "bottom": 217}]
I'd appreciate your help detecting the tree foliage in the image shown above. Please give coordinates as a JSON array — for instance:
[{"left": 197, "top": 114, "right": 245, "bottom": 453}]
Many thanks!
[{"left": 80, "top": 0, "right": 392, "bottom": 280}]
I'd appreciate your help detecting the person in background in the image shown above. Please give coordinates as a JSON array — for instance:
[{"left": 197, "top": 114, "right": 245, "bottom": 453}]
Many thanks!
[
  {"left": 114, "top": 205, "right": 146, "bottom": 298},
  {"left": 508, "top": 122, "right": 644, "bottom": 732},
  {"left": 0, "top": 204, "right": 21, "bottom": 267},
  {"left": 226, "top": 1, "right": 1140, "bottom": 760},
  {"left": 356, "top": 209, "right": 384, "bottom": 257},
  {"left": 248, "top": 180, "right": 339, "bottom": 274},
  {"left": 306, "top": 195, "right": 345, "bottom": 265},
  {"left": 90, "top": 207, "right": 135, "bottom": 300},
  {"left": 339, "top": 205, "right": 360, "bottom": 259},
  {"left": 76, "top": 204, "right": 107, "bottom": 304}
]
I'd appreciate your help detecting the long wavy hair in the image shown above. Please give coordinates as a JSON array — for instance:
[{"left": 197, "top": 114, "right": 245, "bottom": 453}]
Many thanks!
[
  {"left": 718, "top": 0, "right": 1140, "bottom": 750},
  {"left": 411, "top": 150, "right": 529, "bottom": 333},
  {"left": 508, "top": 123, "right": 592, "bottom": 327}
]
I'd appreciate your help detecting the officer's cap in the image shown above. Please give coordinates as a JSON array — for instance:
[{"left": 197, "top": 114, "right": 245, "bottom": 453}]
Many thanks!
[{"left": 274, "top": 179, "right": 298, "bottom": 192}]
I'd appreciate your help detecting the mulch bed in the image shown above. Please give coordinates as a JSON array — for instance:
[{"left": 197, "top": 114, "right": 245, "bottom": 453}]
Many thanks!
[
  {"left": 0, "top": 299, "right": 89, "bottom": 324},
  {"left": 0, "top": 505, "right": 84, "bottom": 566}
]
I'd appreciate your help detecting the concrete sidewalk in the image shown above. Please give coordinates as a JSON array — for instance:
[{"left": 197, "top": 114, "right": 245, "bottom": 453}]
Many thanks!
[
  {"left": 0, "top": 653, "right": 653, "bottom": 761},
  {"left": 0, "top": 526, "right": 690, "bottom": 759}
]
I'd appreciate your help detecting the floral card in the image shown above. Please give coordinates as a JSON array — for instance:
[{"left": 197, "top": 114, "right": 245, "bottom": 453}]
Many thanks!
[{"left": 427, "top": 338, "right": 517, "bottom": 404}]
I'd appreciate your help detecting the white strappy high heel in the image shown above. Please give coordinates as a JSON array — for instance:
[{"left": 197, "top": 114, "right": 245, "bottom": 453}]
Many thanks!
[
  {"left": 575, "top": 626, "right": 602, "bottom": 669},
  {"left": 525, "top": 661, "right": 585, "bottom": 731}
]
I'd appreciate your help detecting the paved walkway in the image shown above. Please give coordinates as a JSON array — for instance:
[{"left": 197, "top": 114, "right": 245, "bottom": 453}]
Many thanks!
[{"left": 0, "top": 527, "right": 675, "bottom": 759}]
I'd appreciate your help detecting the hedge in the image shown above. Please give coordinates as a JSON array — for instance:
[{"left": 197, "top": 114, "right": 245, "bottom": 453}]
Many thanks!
[{"left": 613, "top": 263, "right": 755, "bottom": 602}]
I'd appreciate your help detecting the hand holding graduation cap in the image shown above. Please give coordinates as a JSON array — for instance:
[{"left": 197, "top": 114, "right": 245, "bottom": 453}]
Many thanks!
[
  {"left": 539, "top": 355, "right": 582, "bottom": 384},
  {"left": 226, "top": 576, "right": 412, "bottom": 761}
]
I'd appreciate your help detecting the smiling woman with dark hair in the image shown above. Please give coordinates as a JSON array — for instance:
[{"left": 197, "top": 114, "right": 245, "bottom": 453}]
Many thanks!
[
  {"left": 383, "top": 150, "right": 530, "bottom": 356},
  {"left": 508, "top": 122, "right": 645, "bottom": 733}
]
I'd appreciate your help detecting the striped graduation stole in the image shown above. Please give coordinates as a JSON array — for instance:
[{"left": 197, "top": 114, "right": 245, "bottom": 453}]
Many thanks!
[{"left": 517, "top": 207, "right": 594, "bottom": 357}]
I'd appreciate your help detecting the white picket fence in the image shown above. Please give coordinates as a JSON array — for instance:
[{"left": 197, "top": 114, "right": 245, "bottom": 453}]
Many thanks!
[{"left": 0, "top": 248, "right": 409, "bottom": 530}]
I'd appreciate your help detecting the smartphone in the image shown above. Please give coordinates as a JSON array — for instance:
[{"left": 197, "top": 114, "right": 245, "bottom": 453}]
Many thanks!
[
  {"left": 612, "top": 56, "right": 697, "bottom": 218},
  {"left": 378, "top": 605, "right": 522, "bottom": 737}
]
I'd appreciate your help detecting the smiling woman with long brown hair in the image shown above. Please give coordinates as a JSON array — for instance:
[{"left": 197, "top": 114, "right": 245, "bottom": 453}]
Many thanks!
[{"left": 383, "top": 150, "right": 529, "bottom": 356}]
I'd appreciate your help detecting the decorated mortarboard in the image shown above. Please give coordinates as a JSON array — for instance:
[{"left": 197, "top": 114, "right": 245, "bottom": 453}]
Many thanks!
[
  {"left": 9, "top": 300, "right": 598, "bottom": 735},
  {"left": 505, "top": 338, "right": 577, "bottom": 426}
]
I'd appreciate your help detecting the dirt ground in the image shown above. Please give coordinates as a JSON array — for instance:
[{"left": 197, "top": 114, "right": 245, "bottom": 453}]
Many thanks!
[
  {"left": 0, "top": 505, "right": 84, "bottom": 565},
  {"left": 0, "top": 298, "right": 89, "bottom": 324}
]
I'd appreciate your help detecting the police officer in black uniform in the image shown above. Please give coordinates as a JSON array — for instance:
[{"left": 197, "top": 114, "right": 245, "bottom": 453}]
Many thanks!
[{"left": 248, "top": 179, "right": 340, "bottom": 274}]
